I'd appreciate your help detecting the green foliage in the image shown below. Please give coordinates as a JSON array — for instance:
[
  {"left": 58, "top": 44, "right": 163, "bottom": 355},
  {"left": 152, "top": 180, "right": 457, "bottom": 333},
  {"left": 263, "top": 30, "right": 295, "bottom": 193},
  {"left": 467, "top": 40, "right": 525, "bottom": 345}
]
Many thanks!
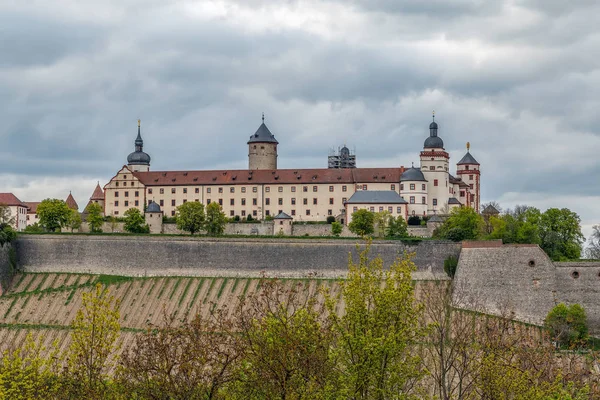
[
  {"left": 444, "top": 255, "right": 458, "bottom": 278},
  {"left": 246, "top": 214, "right": 253, "bottom": 222},
  {"left": 175, "top": 201, "right": 205, "bottom": 235},
  {"left": 348, "top": 209, "right": 375, "bottom": 236},
  {"left": 67, "top": 209, "right": 82, "bottom": 232},
  {"left": 86, "top": 203, "right": 104, "bottom": 233},
  {"left": 545, "top": 303, "right": 589, "bottom": 348},
  {"left": 386, "top": 215, "right": 409, "bottom": 238},
  {"left": 331, "top": 221, "right": 343, "bottom": 237},
  {"left": 37, "top": 198, "right": 71, "bottom": 232},
  {"left": 407, "top": 215, "right": 421, "bottom": 226},
  {"left": 205, "top": 202, "right": 227, "bottom": 236},
  {"left": 264, "top": 214, "right": 274, "bottom": 221},
  {"left": 123, "top": 208, "right": 149, "bottom": 234},
  {"left": 23, "top": 223, "right": 43, "bottom": 233},
  {"left": 374, "top": 210, "right": 391, "bottom": 237},
  {"left": 434, "top": 207, "right": 484, "bottom": 241},
  {"left": 0, "top": 223, "right": 17, "bottom": 246},
  {"left": 539, "top": 208, "right": 585, "bottom": 261},
  {"left": 326, "top": 216, "right": 336, "bottom": 224}
]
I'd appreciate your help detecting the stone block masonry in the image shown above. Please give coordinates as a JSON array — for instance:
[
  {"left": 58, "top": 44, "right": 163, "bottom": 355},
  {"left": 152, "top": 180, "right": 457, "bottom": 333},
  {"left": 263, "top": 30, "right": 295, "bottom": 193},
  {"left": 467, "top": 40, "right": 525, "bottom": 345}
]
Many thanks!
[{"left": 14, "top": 235, "right": 460, "bottom": 279}]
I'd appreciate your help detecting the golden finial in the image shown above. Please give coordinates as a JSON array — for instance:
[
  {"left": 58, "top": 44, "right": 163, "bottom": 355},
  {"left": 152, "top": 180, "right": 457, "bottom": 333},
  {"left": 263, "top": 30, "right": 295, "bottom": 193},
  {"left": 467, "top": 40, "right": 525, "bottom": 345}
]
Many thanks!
[
  {"left": 137, "top": 119, "right": 141, "bottom": 127},
  {"left": 432, "top": 110, "right": 435, "bottom": 121},
  {"left": 466, "top": 142, "right": 470, "bottom": 151}
]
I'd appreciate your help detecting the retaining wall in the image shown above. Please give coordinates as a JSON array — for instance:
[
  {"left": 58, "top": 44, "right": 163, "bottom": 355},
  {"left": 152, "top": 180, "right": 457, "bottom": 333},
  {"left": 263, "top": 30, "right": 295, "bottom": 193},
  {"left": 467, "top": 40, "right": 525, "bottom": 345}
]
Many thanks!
[{"left": 14, "top": 235, "right": 459, "bottom": 279}]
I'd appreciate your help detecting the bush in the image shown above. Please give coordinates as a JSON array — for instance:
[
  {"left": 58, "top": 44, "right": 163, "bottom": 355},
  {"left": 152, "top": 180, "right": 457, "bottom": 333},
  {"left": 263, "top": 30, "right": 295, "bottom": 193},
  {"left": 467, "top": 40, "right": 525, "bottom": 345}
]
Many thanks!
[
  {"left": 246, "top": 214, "right": 254, "bottom": 222},
  {"left": 234, "top": 215, "right": 240, "bottom": 222},
  {"left": 331, "top": 221, "right": 343, "bottom": 237},
  {"left": 0, "top": 224, "right": 17, "bottom": 246},
  {"left": 407, "top": 216, "right": 421, "bottom": 226},
  {"left": 545, "top": 303, "right": 588, "bottom": 348},
  {"left": 444, "top": 255, "right": 458, "bottom": 278},
  {"left": 326, "top": 216, "right": 336, "bottom": 224},
  {"left": 348, "top": 210, "right": 375, "bottom": 236}
]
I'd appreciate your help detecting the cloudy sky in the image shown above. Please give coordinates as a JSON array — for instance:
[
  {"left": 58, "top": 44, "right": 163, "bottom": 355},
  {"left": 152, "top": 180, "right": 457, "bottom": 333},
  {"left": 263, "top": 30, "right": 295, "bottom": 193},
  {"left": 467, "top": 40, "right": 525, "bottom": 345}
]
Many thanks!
[{"left": 1, "top": 0, "right": 598, "bottom": 242}]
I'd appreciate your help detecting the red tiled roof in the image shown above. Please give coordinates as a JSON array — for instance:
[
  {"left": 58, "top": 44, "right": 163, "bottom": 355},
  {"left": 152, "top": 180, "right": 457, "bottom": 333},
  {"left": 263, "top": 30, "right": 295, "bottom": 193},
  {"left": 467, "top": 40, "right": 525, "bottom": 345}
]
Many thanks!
[
  {"left": 90, "top": 183, "right": 104, "bottom": 200},
  {"left": 132, "top": 167, "right": 406, "bottom": 187},
  {"left": 0, "top": 193, "right": 25, "bottom": 207},
  {"left": 23, "top": 202, "right": 41, "bottom": 214},
  {"left": 65, "top": 193, "right": 79, "bottom": 210}
]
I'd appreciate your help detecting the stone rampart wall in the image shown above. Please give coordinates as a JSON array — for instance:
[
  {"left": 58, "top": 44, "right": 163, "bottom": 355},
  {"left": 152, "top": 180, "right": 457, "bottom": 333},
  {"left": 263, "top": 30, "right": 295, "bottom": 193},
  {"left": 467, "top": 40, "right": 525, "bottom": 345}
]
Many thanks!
[{"left": 14, "top": 235, "right": 459, "bottom": 279}]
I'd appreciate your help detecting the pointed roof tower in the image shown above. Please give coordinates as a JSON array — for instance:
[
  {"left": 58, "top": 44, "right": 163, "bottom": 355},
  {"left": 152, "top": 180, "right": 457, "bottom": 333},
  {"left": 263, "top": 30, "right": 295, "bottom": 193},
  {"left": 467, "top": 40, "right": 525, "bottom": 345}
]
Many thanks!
[
  {"left": 248, "top": 113, "right": 279, "bottom": 144},
  {"left": 127, "top": 119, "right": 151, "bottom": 166},
  {"left": 65, "top": 192, "right": 79, "bottom": 210},
  {"left": 457, "top": 142, "right": 480, "bottom": 165},
  {"left": 90, "top": 182, "right": 104, "bottom": 201}
]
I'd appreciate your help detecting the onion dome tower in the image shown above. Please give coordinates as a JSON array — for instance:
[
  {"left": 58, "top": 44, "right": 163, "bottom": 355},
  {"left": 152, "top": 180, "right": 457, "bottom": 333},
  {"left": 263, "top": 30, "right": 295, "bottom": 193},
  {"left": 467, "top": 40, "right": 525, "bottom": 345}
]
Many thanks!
[
  {"left": 248, "top": 113, "right": 278, "bottom": 170},
  {"left": 456, "top": 142, "right": 481, "bottom": 212},
  {"left": 420, "top": 112, "right": 450, "bottom": 215},
  {"left": 127, "top": 119, "right": 151, "bottom": 172},
  {"left": 400, "top": 164, "right": 428, "bottom": 217}
]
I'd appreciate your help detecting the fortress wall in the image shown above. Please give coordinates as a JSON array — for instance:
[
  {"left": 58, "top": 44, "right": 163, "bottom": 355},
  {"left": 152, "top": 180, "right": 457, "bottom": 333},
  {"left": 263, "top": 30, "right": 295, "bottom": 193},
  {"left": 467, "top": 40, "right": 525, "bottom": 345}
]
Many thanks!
[
  {"left": 292, "top": 224, "right": 356, "bottom": 237},
  {"left": 14, "top": 235, "right": 460, "bottom": 279}
]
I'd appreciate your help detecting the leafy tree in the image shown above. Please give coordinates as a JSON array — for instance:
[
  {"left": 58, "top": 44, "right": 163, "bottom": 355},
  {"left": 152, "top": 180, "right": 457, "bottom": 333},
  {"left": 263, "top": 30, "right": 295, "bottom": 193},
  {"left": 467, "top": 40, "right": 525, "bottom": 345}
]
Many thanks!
[
  {"left": 67, "top": 209, "right": 82, "bottom": 233},
  {"left": 0, "top": 224, "right": 17, "bottom": 246},
  {"left": 586, "top": 225, "right": 600, "bottom": 259},
  {"left": 374, "top": 211, "right": 391, "bottom": 237},
  {"left": 407, "top": 215, "right": 421, "bottom": 226},
  {"left": 325, "top": 244, "right": 425, "bottom": 398},
  {"left": 205, "top": 202, "right": 226, "bottom": 236},
  {"left": 37, "top": 199, "right": 71, "bottom": 232},
  {"left": 434, "top": 207, "right": 484, "bottom": 241},
  {"left": 123, "top": 208, "right": 149, "bottom": 234},
  {"left": 0, "top": 204, "right": 15, "bottom": 226},
  {"left": 175, "top": 201, "right": 205, "bottom": 235},
  {"left": 443, "top": 255, "right": 458, "bottom": 278},
  {"left": 331, "top": 221, "right": 343, "bottom": 237},
  {"left": 544, "top": 303, "right": 588, "bottom": 348},
  {"left": 67, "top": 283, "right": 120, "bottom": 398},
  {"left": 86, "top": 203, "right": 104, "bottom": 233},
  {"left": 23, "top": 223, "right": 43, "bottom": 233},
  {"left": 539, "top": 208, "right": 585, "bottom": 261},
  {"left": 348, "top": 209, "right": 375, "bottom": 236},
  {"left": 386, "top": 215, "right": 409, "bottom": 238}
]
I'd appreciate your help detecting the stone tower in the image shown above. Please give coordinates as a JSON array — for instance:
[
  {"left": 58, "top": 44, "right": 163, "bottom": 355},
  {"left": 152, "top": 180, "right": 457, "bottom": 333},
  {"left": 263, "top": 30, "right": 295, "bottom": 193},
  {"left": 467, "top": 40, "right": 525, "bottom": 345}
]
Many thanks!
[
  {"left": 456, "top": 143, "right": 481, "bottom": 213},
  {"left": 145, "top": 201, "right": 163, "bottom": 234},
  {"left": 127, "top": 119, "right": 151, "bottom": 172},
  {"left": 248, "top": 114, "right": 278, "bottom": 170},
  {"left": 420, "top": 113, "right": 450, "bottom": 214}
]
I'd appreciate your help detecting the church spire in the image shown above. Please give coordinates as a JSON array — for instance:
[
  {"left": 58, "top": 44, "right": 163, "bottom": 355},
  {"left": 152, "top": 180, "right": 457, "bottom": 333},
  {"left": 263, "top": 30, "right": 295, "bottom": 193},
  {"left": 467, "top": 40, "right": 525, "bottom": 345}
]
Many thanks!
[{"left": 135, "top": 119, "right": 143, "bottom": 151}]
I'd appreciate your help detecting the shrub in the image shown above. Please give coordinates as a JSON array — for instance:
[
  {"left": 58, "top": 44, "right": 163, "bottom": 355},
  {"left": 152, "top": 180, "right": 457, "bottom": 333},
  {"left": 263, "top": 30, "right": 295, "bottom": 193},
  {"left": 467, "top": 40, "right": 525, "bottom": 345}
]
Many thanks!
[
  {"left": 348, "top": 209, "right": 375, "bottom": 236},
  {"left": 331, "top": 221, "right": 343, "bottom": 237},
  {"left": 544, "top": 303, "right": 588, "bottom": 348},
  {"left": 246, "top": 214, "right": 254, "bottom": 222},
  {"left": 407, "top": 216, "right": 421, "bottom": 226},
  {"left": 234, "top": 215, "right": 241, "bottom": 222},
  {"left": 444, "top": 255, "right": 458, "bottom": 278},
  {"left": 326, "top": 216, "right": 336, "bottom": 224}
]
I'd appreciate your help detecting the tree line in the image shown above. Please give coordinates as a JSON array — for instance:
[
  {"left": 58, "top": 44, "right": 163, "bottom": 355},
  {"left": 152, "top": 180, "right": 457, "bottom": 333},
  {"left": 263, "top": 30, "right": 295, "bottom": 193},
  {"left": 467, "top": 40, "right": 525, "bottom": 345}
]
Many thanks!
[{"left": 1, "top": 246, "right": 597, "bottom": 399}]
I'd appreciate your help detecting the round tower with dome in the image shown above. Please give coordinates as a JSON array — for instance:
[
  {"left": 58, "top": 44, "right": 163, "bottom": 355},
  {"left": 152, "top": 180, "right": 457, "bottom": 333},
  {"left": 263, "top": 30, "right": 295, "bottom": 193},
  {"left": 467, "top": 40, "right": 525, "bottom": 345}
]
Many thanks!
[
  {"left": 248, "top": 114, "right": 278, "bottom": 170},
  {"left": 127, "top": 120, "right": 151, "bottom": 172},
  {"left": 419, "top": 112, "right": 450, "bottom": 214}
]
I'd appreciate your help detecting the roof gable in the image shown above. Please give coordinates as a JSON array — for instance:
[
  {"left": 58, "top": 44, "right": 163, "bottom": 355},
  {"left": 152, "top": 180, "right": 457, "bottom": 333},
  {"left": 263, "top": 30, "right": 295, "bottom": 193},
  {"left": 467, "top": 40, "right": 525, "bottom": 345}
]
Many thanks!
[
  {"left": 0, "top": 193, "right": 25, "bottom": 207},
  {"left": 346, "top": 190, "right": 408, "bottom": 204}
]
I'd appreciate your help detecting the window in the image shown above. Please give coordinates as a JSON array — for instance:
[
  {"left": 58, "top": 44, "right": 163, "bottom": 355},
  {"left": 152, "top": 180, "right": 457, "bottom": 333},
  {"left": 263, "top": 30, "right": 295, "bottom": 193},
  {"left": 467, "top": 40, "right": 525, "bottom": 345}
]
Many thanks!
[
  {"left": 469, "top": 175, "right": 474, "bottom": 180},
  {"left": 115, "top": 191, "right": 119, "bottom": 198},
  {"left": 306, "top": 209, "right": 311, "bottom": 216},
  {"left": 252, "top": 198, "right": 257, "bottom": 206},
  {"left": 342, "top": 197, "right": 347, "bottom": 203},
  {"left": 329, "top": 198, "right": 334, "bottom": 205},
  {"left": 125, "top": 191, "right": 129, "bottom": 197},
  {"left": 460, "top": 191, "right": 465, "bottom": 197},
  {"left": 195, "top": 188, "right": 200, "bottom": 194},
  {"left": 123, "top": 175, "right": 127, "bottom": 179},
  {"left": 369, "top": 206, "right": 375, "bottom": 212},
  {"left": 230, "top": 210, "right": 235, "bottom": 216},
  {"left": 470, "top": 194, "right": 475, "bottom": 202},
  {"left": 291, "top": 186, "right": 296, "bottom": 192},
  {"left": 131, "top": 182, "right": 135, "bottom": 186},
  {"left": 230, "top": 187, "right": 235, "bottom": 193},
  {"left": 242, "top": 187, "right": 246, "bottom": 193},
  {"left": 291, "top": 198, "right": 296, "bottom": 205},
  {"left": 242, "top": 210, "right": 246, "bottom": 217},
  {"left": 422, "top": 184, "right": 426, "bottom": 190},
  {"left": 148, "top": 188, "right": 153, "bottom": 194},
  {"left": 116, "top": 182, "right": 119, "bottom": 187},
  {"left": 207, "top": 199, "right": 211, "bottom": 204},
  {"left": 397, "top": 207, "right": 402, "bottom": 214},
  {"left": 253, "top": 210, "right": 257, "bottom": 216},
  {"left": 465, "top": 165, "right": 470, "bottom": 170},
  {"left": 469, "top": 184, "right": 474, "bottom": 189},
  {"left": 218, "top": 187, "right": 223, "bottom": 193},
  {"left": 135, "top": 200, "right": 139, "bottom": 206},
  {"left": 266, "top": 210, "right": 270, "bottom": 216},
  {"left": 434, "top": 179, "right": 438, "bottom": 186},
  {"left": 265, "top": 198, "right": 270, "bottom": 206},
  {"left": 353, "top": 207, "right": 358, "bottom": 212},
  {"left": 388, "top": 206, "right": 393, "bottom": 213},
  {"left": 329, "top": 186, "right": 334, "bottom": 192},
  {"left": 171, "top": 188, "right": 176, "bottom": 194},
  {"left": 313, "top": 198, "right": 317, "bottom": 205},
  {"left": 433, "top": 199, "right": 438, "bottom": 206},
  {"left": 230, "top": 199, "right": 235, "bottom": 206},
  {"left": 171, "top": 211, "right": 175, "bottom": 216},
  {"left": 278, "top": 198, "right": 283, "bottom": 205},
  {"left": 241, "top": 198, "right": 246, "bottom": 206},
  {"left": 171, "top": 200, "right": 176, "bottom": 206},
  {"left": 430, "top": 166, "right": 435, "bottom": 171},
  {"left": 313, "top": 186, "right": 318, "bottom": 192},
  {"left": 183, "top": 199, "right": 187, "bottom": 203},
  {"left": 115, "top": 201, "right": 119, "bottom": 206},
  {"left": 342, "top": 185, "right": 347, "bottom": 192},
  {"left": 410, "top": 184, "right": 415, "bottom": 190},
  {"left": 422, "top": 197, "right": 426, "bottom": 204},
  {"left": 303, "top": 186, "right": 308, "bottom": 192},
  {"left": 291, "top": 210, "right": 296, "bottom": 216},
  {"left": 379, "top": 206, "right": 384, "bottom": 212},
  {"left": 253, "top": 187, "right": 257, "bottom": 193},
  {"left": 391, "top": 184, "right": 395, "bottom": 191},
  {"left": 195, "top": 199, "right": 199, "bottom": 202},
  {"left": 410, "top": 196, "right": 415, "bottom": 204},
  {"left": 400, "top": 184, "right": 404, "bottom": 190},
  {"left": 328, "top": 209, "right": 333, "bottom": 216},
  {"left": 303, "top": 198, "right": 308, "bottom": 205},
  {"left": 160, "top": 200, "right": 164, "bottom": 206},
  {"left": 278, "top": 186, "right": 283, "bottom": 192},
  {"left": 114, "top": 211, "right": 119, "bottom": 215},
  {"left": 363, "top": 184, "right": 367, "bottom": 190},
  {"left": 183, "top": 188, "right": 188, "bottom": 194},
  {"left": 265, "top": 187, "right": 270, "bottom": 193},
  {"left": 207, "top": 188, "right": 211, "bottom": 193},
  {"left": 218, "top": 199, "right": 223, "bottom": 206},
  {"left": 135, "top": 191, "right": 139, "bottom": 197}
]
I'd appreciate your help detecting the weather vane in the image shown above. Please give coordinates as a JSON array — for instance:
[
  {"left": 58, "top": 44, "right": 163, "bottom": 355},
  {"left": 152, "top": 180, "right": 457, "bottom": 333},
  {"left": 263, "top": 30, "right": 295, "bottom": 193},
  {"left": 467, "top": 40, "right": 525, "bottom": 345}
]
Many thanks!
[{"left": 137, "top": 119, "right": 141, "bottom": 127}]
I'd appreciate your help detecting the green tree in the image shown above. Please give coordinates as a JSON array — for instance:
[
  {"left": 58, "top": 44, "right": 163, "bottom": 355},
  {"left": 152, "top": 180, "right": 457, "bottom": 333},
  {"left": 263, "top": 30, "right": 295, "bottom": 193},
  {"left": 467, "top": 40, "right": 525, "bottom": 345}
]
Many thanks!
[
  {"left": 544, "top": 303, "right": 588, "bottom": 348},
  {"left": 123, "top": 208, "right": 149, "bottom": 234},
  {"left": 37, "top": 199, "right": 71, "bottom": 232},
  {"left": 331, "top": 221, "right": 343, "bottom": 237},
  {"left": 23, "top": 223, "right": 43, "bottom": 233},
  {"left": 205, "top": 202, "right": 226, "bottom": 236},
  {"left": 67, "top": 209, "right": 82, "bottom": 233},
  {"left": 325, "top": 244, "right": 425, "bottom": 398},
  {"left": 434, "top": 207, "right": 484, "bottom": 241},
  {"left": 0, "top": 224, "right": 17, "bottom": 246},
  {"left": 67, "top": 283, "right": 120, "bottom": 398},
  {"left": 374, "top": 211, "right": 391, "bottom": 238},
  {"left": 86, "top": 203, "right": 104, "bottom": 233},
  {"left": 176, "top": 201, "right": 205, "bottom": 235},
  {"left": 0, "top": 204, "right": 15, "bottom": 226},
  {"left": 539, "top": 208, "right": 585, "bottom": 261},
  {"left": 386, "top": 215, "right": 409, "bottom": 238},
  {"left": 348, "top": 209, "right": 375, "bottom": 237}
]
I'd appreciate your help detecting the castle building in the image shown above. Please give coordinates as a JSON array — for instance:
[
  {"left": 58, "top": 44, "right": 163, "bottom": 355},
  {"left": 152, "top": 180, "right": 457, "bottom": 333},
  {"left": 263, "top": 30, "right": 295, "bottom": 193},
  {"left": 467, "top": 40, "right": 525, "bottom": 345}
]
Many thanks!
[
  {"left": 103, "top": 115, "right": 480, "bottom": 224},
  {"left": 0, "top": 193, "right": 27, "bottom": 231},
  {"left": 328, "top": 146, "right": 357, "bottom": 169}
]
